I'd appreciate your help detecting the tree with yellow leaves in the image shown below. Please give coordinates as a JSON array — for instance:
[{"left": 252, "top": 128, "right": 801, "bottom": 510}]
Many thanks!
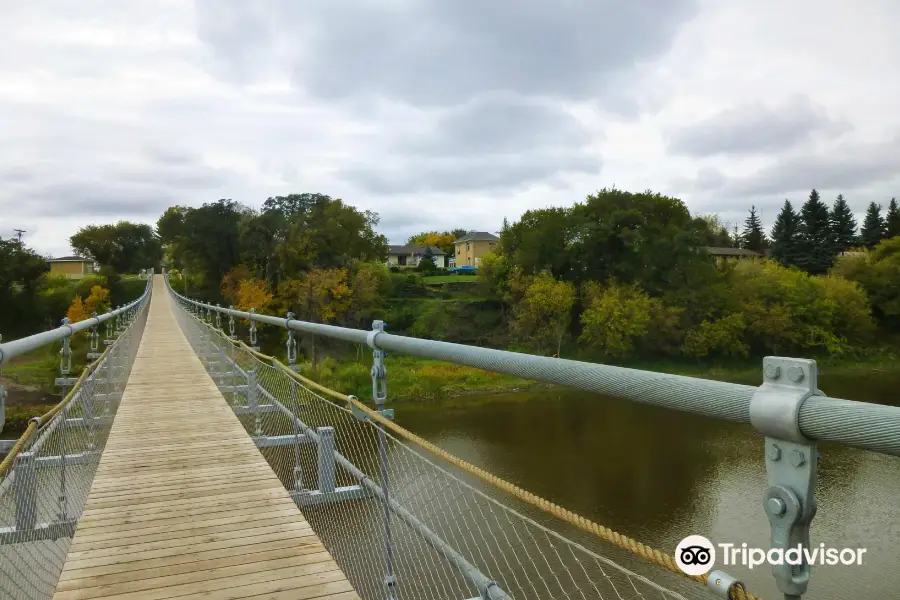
[
  {"left": 66, "top": 296, "right": 89, "bottom": 323},
  {"left": 235, "top": 279, "right": 273, "bottom": 314},
  {"left": 84, "top": 286, "right": 111, "bottom": 314},
  {"left": 510, "top": 272, "right": 575, "bottom": 357},
  {"left": 277, "top": 268, "right": 353, "bottom": 372}
]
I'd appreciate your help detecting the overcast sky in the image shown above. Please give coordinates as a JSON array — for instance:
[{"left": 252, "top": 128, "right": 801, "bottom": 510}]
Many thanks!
[{"left": 2, "top": 0, "right": 899, "bottom": 258}]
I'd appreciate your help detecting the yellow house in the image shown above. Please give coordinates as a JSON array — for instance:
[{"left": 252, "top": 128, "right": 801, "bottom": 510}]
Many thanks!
[
  {"left": 452, "top": 231, "right": 499, "bottom": 268},
  {"left": 49, "top": 256, "right": 96, "bottom": 279}
]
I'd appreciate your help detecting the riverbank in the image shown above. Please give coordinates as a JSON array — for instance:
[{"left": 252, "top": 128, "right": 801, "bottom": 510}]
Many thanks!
[{"left": 298, "top": 349, "right": 900, "bottom": 404}]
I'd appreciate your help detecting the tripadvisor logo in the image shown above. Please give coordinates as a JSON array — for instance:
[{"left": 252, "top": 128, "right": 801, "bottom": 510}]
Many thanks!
[
  {"left": 675, "top": 535, "right": 716, "bottom": 576},
  {"left": 675, "top": 535, "right": 867, "bottom": 576}
]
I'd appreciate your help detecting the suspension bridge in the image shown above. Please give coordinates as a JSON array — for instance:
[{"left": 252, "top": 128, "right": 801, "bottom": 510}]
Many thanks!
[{"left": 0, "top": 274, "right": 898, "bottom": 600}]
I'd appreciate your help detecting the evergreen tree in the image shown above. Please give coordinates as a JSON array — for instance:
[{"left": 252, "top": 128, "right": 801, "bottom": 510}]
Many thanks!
[
  {"left": 886, "top": 198, "right": 900, "bottom": 239},
  {"left": 829, "top": 194, "right": 858, "bottom": 254},
  {"left": 860, "top": 202, "right": 886, "bottom": 248},
  {"left": 770, "top": 200, "right": 800, "bottom": 267},
  {"left": 731, "top": 224, "right": 740, "bottom": 248},
  {"left": 740, "top": 205, "right": 767, "bottom": 252},
  {"left": 796, "top": 189, "right": 834, "bottom": 275}
]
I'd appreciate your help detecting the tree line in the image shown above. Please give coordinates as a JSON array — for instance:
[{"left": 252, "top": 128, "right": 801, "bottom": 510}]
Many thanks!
[
  {"left": 477, "top": 188, "right": 900, "bottom": 361},
  {"left": 5, "top": 187, "right": 899, "bottom": 366},
  {"left": 0, "top": 237, "right": 145, "bottom": 338}
]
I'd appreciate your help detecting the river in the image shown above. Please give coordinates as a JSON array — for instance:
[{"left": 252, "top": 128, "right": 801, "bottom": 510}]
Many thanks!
[{"left": 396, "top": 369, "right": 900, "bottom": 600}]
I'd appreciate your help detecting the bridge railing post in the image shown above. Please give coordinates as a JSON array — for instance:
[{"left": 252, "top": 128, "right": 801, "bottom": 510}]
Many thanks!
[
  {"left": 0, "top": 334, "right": 6, "bottom": 433},
  {"left": 750, "top": 357, "right": 820, "bottom": 600},
  {"left": 368, "top": 319, "right": 398, "bottom": 598},
  {"left": 316, "top": 426, "right": 336, "bottom": 494},
  {"left": 247, "top": 367, "right": 262, "bottom": 436},
  {"left": 13, "top": 450, "right": 37, "bottom": 533}
]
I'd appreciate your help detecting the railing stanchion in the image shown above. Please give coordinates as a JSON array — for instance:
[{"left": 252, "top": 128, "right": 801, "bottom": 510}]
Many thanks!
[
  {"left": 369, "top": 319, "right": 398, "bottom": 599},
  {"left": 316, "top": 426, "right": 336, "bottom": 494},
  {"left": 290, "top": 378, "right": 305, "bottom": 493},
  {"left": 13, "top": 450, "right": 37, "bottom": 533},
  {"left": 0, "top": 334, "right": 5, "bottom": 433},
  {"left": 247, "top": 367, "right": 261, "bottom": 437}
]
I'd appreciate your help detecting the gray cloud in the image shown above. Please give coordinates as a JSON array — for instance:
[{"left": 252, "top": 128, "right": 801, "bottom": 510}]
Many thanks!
[
  {"left": 342, "top": 97, "right": 601, "bottom": 194},
  {"left": 344, "top": 153, "right": 601, "bottom": 195},
  {"left": 195, "top": 0, "right": 697, "bottom": 109},
  {"left": 676, "top": 135, "right": 900, "bottom": 229},
  {"left": 397, "top": 96, "right": 591, "bottom": 155},
  {"left": 192, "top": 1, "right": 686, "bottom": 195},
  {"left": 668, "top": 95, "right": 851, "bottom": 157},
  {"left": 23, "top": 182, "right": 178, "bottom": 219},
  {"left": 722, "top": 137, "right": 900, "bottom": 197}
]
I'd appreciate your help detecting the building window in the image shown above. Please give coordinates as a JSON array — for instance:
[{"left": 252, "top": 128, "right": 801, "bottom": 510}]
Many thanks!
[
  {"left": 457, "top": 247, "right": 460, "bottom": 255},
  {"left": 466, "top": 242, "right": 470, "bottom": 251}
]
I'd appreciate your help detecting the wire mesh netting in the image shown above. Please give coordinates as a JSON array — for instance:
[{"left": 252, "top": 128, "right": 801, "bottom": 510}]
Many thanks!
[
  {"left": 0, "top": 299, "right": 149, "bottom": 600},
  {"left": 172, "top": 294, "right": 697, "bottom": 600}
]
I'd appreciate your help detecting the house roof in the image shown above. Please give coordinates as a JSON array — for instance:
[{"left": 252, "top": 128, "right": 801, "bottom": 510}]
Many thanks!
[
  {"left": 703, "top": 246, "right": 762, "bottom": 257},
  {"left": 49, "top": 256, "right": 93, "bottom": 262},
  {"left": 387, "top": 245, "right": 446, "bottom": 255},
  {"left": 454, "top": 231, "right": 499, "bottom": 243}
]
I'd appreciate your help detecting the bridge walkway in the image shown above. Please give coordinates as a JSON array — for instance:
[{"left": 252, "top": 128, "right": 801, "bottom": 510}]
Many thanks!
[{"left": 51, "top": 277, "right": 358, "bottom": 600}]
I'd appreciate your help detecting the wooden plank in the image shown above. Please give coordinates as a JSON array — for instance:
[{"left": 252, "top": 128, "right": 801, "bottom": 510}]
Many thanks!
[{"left": 53, "top": 276, "right": 356, "bottom": 600}]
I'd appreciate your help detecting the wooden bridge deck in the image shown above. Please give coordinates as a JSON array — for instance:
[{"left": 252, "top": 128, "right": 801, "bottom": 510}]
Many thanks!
[{"left": 53, "top": 277, "right": 358, "bottom": 600}]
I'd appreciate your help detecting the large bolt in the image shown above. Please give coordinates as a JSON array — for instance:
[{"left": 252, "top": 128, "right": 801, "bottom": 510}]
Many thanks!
[
  {"left": 767, "top": 444, "right": 782, "bottom": 461},
  {"left": 787, "top": 366, "right": 805, "bottom": 383},
  {"left": 790, "top": 450, "right": 806, "bottom": 467},
  {"left": 768, "top": 497, "right": 786, "bottom": 516},
  {"left": 764, "top": 364, "right": 781, "bottom": 380}
]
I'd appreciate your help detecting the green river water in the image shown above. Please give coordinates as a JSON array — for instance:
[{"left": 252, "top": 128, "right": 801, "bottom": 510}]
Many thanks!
[{"left": 397, "top": 369, "right": 900, "bottom": 600}]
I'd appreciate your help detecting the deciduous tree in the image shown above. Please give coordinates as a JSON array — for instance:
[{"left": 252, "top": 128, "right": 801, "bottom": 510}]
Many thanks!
[
  {"left": 71, "top": 222, "right": 161, "bottom": 273},
  {"left": 579, "top": 281, "right": 654, "bottom": 359},
  {"left": 84, "top": 286, "right": 111, "bottom": 314},
  {"left": 234, "top": 279, "right": 273, "bottom": 314},
  {"left": 66, "top": 296, "right": 89, "bottom": 323},
  {"left": 277, "top": 269, "right": 353, "bottom": 372},
  {"left": 510, "top": 273, "right": 575, "bottom": 356}
]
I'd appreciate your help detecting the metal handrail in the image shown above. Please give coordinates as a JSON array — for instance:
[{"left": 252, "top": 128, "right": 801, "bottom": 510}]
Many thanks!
[
  {"left": 0, "top": 279, "right": 152, "bottom": 365},
  {"left": 163, "top": 274, "right": 900, "bottom": 458}
]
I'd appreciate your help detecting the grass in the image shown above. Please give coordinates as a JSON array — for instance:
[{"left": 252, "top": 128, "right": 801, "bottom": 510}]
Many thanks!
[
  {"left": 298, "top": 355, "right": 538, "bottom": 403},
  {"left": 2, "top": 404, "right": 57, "bottom": 434},
  {"left": 297, "top": 344, "right": 900, "bottom": 406},
  {"left": 3, "top": 349, "right": 59, "bottom": 389},
  {"left": 422, "top": 275, "right": 478, "bottom": 284}
]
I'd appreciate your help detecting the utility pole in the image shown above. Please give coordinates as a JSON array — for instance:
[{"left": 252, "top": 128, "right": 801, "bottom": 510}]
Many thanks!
[{"left": 13, "top": 229, "right": 25, "bottom": 243}]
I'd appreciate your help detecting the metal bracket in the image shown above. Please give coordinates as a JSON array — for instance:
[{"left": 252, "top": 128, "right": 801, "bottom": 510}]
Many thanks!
[
  {"left": 228, "top": 306, "right": 236, "bottom": 339},
  {"left": 707, "top": 570, "right": 744, "bottom": 600},
  {"left": 89, "top": 312, "right": 99, "bottom": 354},
  {"left": 59, "top": 318, "right": 72, "bottom": 378},
  {"left": 348, "top": 395, "right": 395, "bottom": 422},
  {"left": 286, "top": 312, "right": 298, "bottom": 368},
  {"left": 749, "top": 357, "right": 819, "bottom": 598},
  {"left": 369, "top": 320, "right": 387, "bottom": 405},
  {"left": 215, "top": 304, "right": 222, "bottom": 330},
  {"left": 249, "top": 308, "right": 259, "bottom": 351}
]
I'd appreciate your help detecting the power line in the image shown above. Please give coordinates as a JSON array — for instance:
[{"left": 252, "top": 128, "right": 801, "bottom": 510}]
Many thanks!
[{"left": 13, "top": 229, "right": 26, "bottom": 243}]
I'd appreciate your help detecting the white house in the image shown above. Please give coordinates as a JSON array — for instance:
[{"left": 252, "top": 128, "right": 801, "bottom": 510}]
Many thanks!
[{"left": 386, "top": 245, "right": 447, "bottom": 268}]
